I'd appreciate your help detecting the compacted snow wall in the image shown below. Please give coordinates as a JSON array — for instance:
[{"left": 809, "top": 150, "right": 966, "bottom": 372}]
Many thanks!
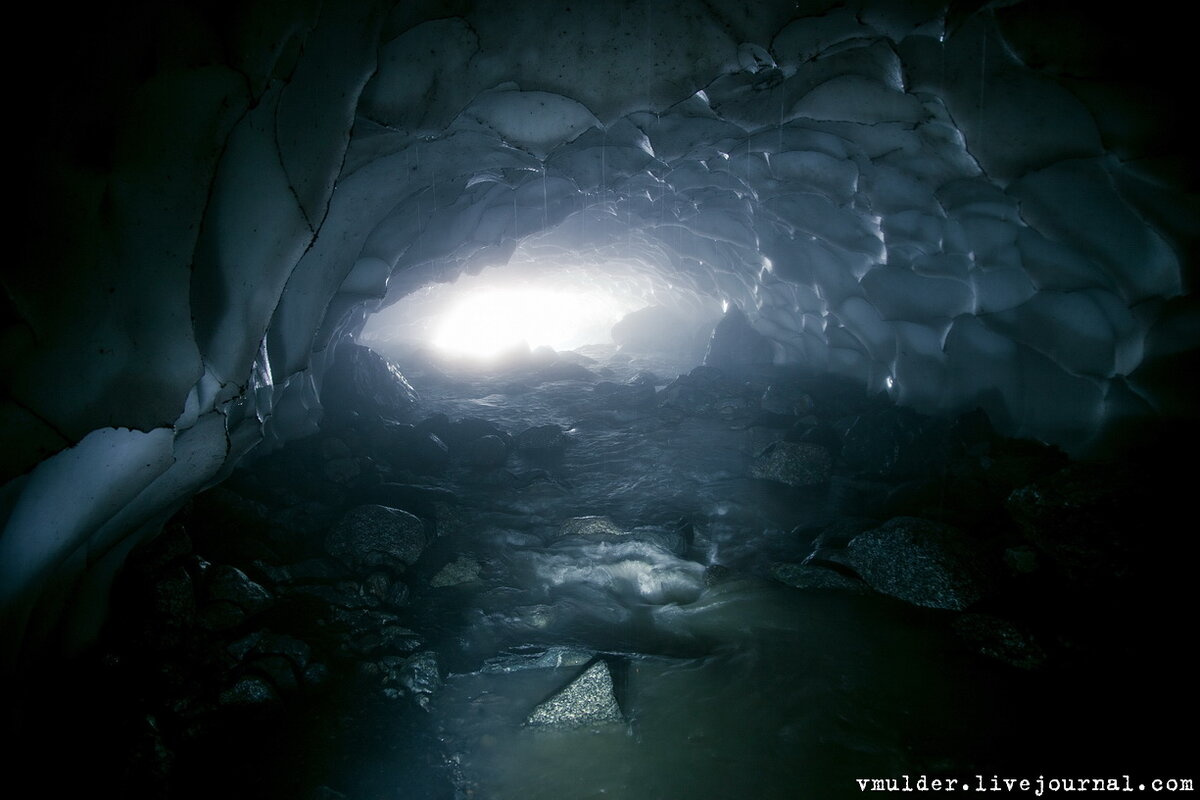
[{"left": 2, "top": 0, "right": 1196, "bottom": 665}]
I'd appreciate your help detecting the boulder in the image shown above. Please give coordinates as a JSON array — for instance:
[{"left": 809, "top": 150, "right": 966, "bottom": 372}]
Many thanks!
[
  {"left": 760, "top": 382, "right": 814, "bottom": 416},
  {"left": 325, "top": 505, "right": 426, "bottom": 571},
  {"left": 657, "top": 366, "right": 759, "bottom": 421},
  {"left": 198, "top": 565, "right": 273, "bottom": 630},
  {"left": 703, "top": 306, "right": 773, "bottom": 371},
  {"left": 526, "top": 660, "right": 624, "bottom": 729},
  {"left": 322, "top": 343, "right": 418, "bottom": 422},
  {"left": 429, "top": 556, "right": 482, "bottom": 587},
  {"left": 840, "top": 517, "right": 996, "bottom": 610},
  {"left": 751, "top": 441, "right": 832, "bottom": 487},
  {"left": 558, "top": 516, "right": 626, "bottom": 537}
]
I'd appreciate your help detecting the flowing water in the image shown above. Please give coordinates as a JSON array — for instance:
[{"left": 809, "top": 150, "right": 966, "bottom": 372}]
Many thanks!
[{"left": 335, "top": 349, "right": 1075, "bottom": 799}]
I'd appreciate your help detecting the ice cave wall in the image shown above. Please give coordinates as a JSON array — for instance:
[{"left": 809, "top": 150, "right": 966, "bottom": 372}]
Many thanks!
[{"left": 2, "top": 0, "right": 1197, "bottom": 666}]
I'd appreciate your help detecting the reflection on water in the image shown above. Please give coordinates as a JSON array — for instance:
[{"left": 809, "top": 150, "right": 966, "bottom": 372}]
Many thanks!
[
  {"left": 428, "top": 579, "right": 1019, "bottom": 800},
  {"left": 362, "top": 351, "right": 1042, "bottom": 799}
]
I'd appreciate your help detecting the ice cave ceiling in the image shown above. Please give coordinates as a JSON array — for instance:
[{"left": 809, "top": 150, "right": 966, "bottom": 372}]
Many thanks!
[{"left": 2, "top": 0, "right": 1198, "bottom": 662}]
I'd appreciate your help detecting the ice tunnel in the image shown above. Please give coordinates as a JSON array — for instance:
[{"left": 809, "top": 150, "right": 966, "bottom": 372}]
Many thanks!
[{"left": 3, "top": 0, "right": 1198, "bottom": 796}]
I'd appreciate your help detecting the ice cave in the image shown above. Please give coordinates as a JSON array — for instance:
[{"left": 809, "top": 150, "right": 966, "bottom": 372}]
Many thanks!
[{"left": 3, "top": 0, "right": 1197, "bottom": 796}]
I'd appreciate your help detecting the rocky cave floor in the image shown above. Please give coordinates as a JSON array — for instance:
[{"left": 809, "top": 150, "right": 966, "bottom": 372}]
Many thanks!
[{"left": 18, "top": 345, "right": 1197, "bottom": 799}]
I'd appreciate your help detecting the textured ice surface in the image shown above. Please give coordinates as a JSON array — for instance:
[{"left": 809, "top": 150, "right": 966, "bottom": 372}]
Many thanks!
[{"left": 4, "top": 0, "right": 1197, "bottom": 662}]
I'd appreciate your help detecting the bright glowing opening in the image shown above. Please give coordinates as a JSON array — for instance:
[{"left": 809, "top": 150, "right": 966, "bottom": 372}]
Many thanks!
[{"left": 432, "top": 286, "right": 635, "bottom": 358}]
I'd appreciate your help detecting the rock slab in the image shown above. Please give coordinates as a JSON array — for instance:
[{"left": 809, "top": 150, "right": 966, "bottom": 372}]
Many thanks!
[{"left": 526, "top": 660, "right": 624, "bottom": 730}]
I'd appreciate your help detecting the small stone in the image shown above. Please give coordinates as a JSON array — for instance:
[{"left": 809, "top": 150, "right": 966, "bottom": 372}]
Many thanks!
[{"left": 526, "top": 661, "right": 624, "bottom": 730}]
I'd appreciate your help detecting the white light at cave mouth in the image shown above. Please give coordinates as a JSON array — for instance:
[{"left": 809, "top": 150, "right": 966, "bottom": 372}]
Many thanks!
[{"left": 433, "top": 287, "right": 632, "bottom": 358}]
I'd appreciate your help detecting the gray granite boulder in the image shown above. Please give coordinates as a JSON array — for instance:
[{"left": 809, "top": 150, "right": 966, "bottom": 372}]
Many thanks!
[
  {"left": 526, "top": 661, "right": 624, "bottom": 730},
  {"left": 325, "top": 505, "right": 425, "bottom": 571}
]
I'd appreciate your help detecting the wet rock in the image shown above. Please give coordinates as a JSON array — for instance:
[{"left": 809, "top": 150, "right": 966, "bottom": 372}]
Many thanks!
[
  {"left": 325, "top": 505, "right": 426, "bottom": 571},
  {"left": 760, "top": 383, "right": 814, "bottom": 416},
  {"left": 430, "top": 556, "right": 482, "bottom": 587},
  {"left": 322, "top": 457, "right": 360, "bottom": 485},
  {"left": 953, "top": 613, "right": 1048, "bottom": 671},
  {"left": 657, "top": 366, "right": 760, "bottom": 421},
  {"left": 510, "top": 604, "right": 558, "bottom": 629},
  {"left": 1006, "top": 463, "right": 1145, "bottom": 574},
  {"left": 399, "top": 431, "right": 451, "bottom": 474},
  {"left": 515, "top": 424, "right": 569, "bottom": 451},
  {"left": 385, "top": 581, "right": 411, "bottom": 608},
  {"left": 327, "top": 606, "right": 402, "bottom": 636},
  {"left": 199, "top": 565, "right": 273, "bottom": 630},
  {"left": 703, "top": 564, "right": 734, "bottom": 586},
  {"left": 363, "top": 571, "right": 391, "bottom": 600},
  {"left": 350, "top": 626, "right": 423, "bottom": 657},
  {"left": 751, "top": 441, "right": 832, "bottom": 487},
  {"left": 770, "top": 563, "right": 867, "bottom": 592},
  {"left": 840, "top": 517, "right": 996, "bottom": 610},
  {"left": 464, "top": 434, "right": 508, "bottom": 467},
  {"left": 482, "top": 646, "right": 593, "bottom": 674},
  {"left": 322, "top": 343, "right": 419, "bottom": 422},
  {"left": 558, "top": 516, "right": 626, "bottom": 537},
  {"left": 628, "top": 370, "right": 661, "bottom": 387},
  {"left": 151, "top": 566, "right": 197, "bottom": 626},
  {"left": 353, "top": 482, "right": 457, "bottom": 518},
  {"left": 840, "top": 407, "right": 951, "bottom": 480},
  {"left": 219, "top": 675, "right": 278, "bottom": 708},
  {"left": 400, "top": 651, "right": 441, "bottom": 709},
  {"left": 248, "top": 655, "right": 302, "bottom": 692},
  {"left": 526, "top": 660, "right": 624, "bottom": 730},
  {"left": 703, "top": 306, "right": 773, "bottom": 372}
]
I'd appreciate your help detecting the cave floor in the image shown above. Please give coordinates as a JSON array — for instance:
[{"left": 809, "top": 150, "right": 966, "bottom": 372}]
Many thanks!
[{"left": 19, "top": 349, "right": 1196, "bottom": 799}]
